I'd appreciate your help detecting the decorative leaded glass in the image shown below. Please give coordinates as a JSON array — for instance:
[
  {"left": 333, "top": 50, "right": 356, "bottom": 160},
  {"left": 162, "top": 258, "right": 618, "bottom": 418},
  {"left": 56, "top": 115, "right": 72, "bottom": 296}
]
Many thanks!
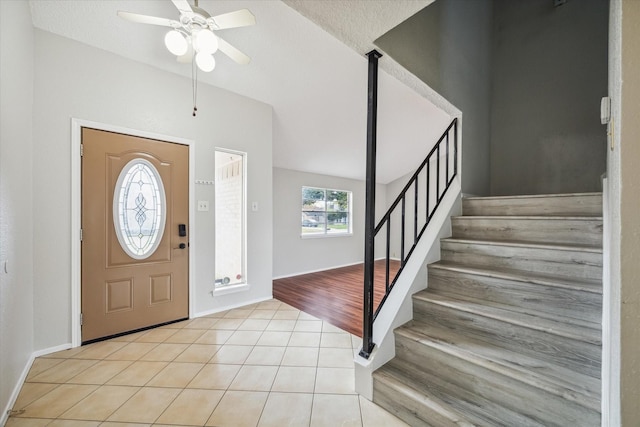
[{"left": 113, "top": 159, "right": 166, "bottom": 259}]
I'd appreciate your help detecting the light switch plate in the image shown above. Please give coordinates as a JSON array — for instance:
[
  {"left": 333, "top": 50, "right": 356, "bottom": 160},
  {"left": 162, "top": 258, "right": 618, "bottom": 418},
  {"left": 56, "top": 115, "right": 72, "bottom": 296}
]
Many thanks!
[{"left": 198, "top": 200, "right": 209, "bottom": 211}]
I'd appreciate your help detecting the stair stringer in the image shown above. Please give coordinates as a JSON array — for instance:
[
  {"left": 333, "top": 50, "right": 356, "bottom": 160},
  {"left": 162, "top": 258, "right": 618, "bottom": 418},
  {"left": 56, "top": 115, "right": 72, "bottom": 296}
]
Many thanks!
[{"left": 355, "top": 179, "right": 462, "bottom": 400}]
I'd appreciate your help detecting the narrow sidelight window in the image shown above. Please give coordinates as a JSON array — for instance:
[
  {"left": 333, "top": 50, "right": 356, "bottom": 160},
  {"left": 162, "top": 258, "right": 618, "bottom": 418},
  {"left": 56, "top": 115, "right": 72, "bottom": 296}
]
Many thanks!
[{"left": 215, "top": 150, "right": 246, "bottom": 288}]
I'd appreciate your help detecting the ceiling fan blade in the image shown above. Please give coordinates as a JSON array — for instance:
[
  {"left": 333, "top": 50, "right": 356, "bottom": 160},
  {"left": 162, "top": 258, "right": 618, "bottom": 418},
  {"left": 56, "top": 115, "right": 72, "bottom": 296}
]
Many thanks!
[
  {"left": 210, "top": 9, "right": 256, "bottom": 30},
  {"left": 118, "top": 11, "right": 178, "bottom": 27},
  {"left": 217, "top": 36, "right": 251, "bottom": 65},
  {"left": 171, "top": 0, "right": 194, "bottom": 17}
]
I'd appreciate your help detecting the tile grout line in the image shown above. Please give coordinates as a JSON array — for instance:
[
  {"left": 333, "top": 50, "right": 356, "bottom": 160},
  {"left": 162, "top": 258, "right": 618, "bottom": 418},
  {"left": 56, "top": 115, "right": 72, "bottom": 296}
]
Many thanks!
[{"left": 12, "top": 300, "right": 394, "bottom": 427}]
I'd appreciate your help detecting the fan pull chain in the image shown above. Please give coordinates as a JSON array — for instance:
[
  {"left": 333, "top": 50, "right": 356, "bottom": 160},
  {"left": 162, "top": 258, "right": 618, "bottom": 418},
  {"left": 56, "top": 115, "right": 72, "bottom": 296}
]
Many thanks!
[{"left": 192, "top": 53, "right": 198, "bottom": 117}]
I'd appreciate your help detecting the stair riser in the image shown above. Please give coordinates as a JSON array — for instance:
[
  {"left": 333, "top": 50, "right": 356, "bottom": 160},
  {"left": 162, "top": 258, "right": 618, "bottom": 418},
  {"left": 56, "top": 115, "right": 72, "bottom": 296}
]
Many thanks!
[
  {"left": 373, "top": 376, "right": 459, "bottom": 427},
  {"left": 428, "top": 269, "right": 602, "bottom": 324},
  {"left": 462, "top": 194, "right": 602, "bottom": 217},
  {"left": 451, "top": 217, "right": 602, "bottom": 246},
  {"left": 374, "top": 365, "right": 544, "bottom": 427},
  {"left": 394, "top": 334, "right": 601, "bottom": 426},
  {"left": 397, "top": 323, "right": 602, "bottom": 408},
  {"left": 412, "top": 299, "right": 601, "bottom": 378},
  {"left": 441, "top": 241, "right": 602, "bottom": 281}
]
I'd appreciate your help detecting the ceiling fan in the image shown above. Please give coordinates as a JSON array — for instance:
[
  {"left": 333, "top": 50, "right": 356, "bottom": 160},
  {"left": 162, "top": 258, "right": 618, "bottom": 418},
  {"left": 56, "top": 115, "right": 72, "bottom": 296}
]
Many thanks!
[{"left": 118, "top": 0, "right": 256, "bottom": 72}]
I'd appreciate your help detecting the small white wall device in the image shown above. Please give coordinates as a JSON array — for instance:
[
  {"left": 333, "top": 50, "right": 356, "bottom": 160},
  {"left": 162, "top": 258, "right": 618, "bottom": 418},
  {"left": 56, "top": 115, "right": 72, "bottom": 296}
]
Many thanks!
[{"left": 601, "top": 96, "right": 611, "bottom": 125}]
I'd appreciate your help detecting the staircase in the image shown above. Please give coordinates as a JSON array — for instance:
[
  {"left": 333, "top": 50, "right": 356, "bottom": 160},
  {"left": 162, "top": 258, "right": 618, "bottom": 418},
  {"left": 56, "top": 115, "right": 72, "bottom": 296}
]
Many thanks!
[{"left": 372, "top": 193, "right": 603, "bottom": 426}]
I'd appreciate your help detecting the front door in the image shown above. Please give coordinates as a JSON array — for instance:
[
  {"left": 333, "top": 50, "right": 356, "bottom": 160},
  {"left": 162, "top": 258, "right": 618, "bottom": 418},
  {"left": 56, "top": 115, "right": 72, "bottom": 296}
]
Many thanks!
[{"left": 81, "top": 128, "right": 189, "bottom": 343}]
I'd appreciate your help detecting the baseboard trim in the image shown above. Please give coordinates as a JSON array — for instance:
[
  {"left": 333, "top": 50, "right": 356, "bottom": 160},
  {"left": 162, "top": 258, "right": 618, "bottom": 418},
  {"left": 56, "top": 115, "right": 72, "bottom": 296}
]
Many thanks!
[
  {"left": 273, "top": 258, "right": 391, "bottom": 280},
  {"left": 192, "top": 295, "right": 273, "bottom": 318},
  {"left": 33, "top": 343, "right": 72, "bottom": 358},
  {"left": 0, "top": 341, "right": 87, "bottom": 425},
  {"left": 1, "top": 352, "right": 34, "bottom": 426},
  {"left": 212, "top": 283, "right": 250, "bottom": 297},
  {"left": 273, "top": 261, "right": 363, "bottom": 280}
]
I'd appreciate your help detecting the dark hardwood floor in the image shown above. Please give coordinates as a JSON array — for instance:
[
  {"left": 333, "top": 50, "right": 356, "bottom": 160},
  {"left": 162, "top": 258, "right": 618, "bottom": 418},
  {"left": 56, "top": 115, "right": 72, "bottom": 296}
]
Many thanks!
[{"left": 273, "top": 260, "right": 401, "bottom": 337}]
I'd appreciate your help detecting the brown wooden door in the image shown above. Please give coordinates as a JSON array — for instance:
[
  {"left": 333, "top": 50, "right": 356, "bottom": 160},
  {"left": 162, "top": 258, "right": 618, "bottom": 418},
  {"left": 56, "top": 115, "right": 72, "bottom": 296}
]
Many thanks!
[{"left": 81, "top": 128, "right": 189, "bottom": 343}]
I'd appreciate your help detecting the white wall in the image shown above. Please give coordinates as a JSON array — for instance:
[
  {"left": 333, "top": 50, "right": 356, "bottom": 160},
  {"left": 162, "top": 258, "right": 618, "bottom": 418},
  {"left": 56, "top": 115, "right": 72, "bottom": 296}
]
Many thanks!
[
  {"left": 32, "top": 30, "right": 273, "bottom": 350},
  {"left": 384, "top": 146, "right": 454, "bottom": 262},
  {"left": 607, "top": 0, "right": 640, "bottom": 424},
  {"left": 618, "top": 2, "right": 640, "bottom": 422},
  {"left": 0, "top": 0, "right": 35, "bottom": 421},
  {"left": 273, "top": 167, "right": 386, "bottom": 278},
  {"left": 604, "top": 3, "right": 621, "bottom": 424},
  {"left": 272, "top": 154, "right": 455, "bottom": 279}
]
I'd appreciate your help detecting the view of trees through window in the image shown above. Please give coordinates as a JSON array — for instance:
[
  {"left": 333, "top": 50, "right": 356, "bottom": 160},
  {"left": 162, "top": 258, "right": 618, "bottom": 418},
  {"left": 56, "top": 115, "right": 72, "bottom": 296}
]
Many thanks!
[{"left": 301, "top": 186, "right": 351, "bottom": 236}]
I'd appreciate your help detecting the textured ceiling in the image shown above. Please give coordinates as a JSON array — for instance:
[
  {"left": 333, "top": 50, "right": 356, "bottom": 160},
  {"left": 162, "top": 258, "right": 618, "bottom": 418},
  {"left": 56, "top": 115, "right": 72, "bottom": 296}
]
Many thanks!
[
  {"left": 283, "top": 0, "right": 430, "bottom": 54},
  {"left": 29, "top": 0, "right": 452, "bottom": 183}
]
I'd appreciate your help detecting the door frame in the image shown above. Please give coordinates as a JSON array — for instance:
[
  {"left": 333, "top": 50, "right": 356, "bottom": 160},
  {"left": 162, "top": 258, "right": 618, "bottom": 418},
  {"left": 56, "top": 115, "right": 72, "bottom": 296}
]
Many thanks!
[{"left": 71, "top": 118, "right": 196, "bottom": 347}]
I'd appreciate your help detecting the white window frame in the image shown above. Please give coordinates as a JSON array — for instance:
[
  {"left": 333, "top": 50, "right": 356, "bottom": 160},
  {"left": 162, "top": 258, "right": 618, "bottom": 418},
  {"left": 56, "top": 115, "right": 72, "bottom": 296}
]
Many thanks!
[
  {"left": 213, "top": 148, "right": 248, "bottom": 294},
  {"left": 301, "top": 186, "right": 353, "bottom": 238}
]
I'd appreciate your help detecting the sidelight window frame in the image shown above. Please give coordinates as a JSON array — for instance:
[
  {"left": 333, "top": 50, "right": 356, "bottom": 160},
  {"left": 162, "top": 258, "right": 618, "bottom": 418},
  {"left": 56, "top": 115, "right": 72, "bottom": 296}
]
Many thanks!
[{"left": 213, "top": 148, "right": 247, "bottom": 293}]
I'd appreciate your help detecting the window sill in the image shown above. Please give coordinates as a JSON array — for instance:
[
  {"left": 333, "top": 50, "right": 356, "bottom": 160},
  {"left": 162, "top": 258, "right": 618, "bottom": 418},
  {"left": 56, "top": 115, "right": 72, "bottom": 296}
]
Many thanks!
[
  {"left": 213, "top": 283, "right": 250, "bottom": 296},
  {"left": 300, "top": 233, "right": 353, "bottom": 239}
]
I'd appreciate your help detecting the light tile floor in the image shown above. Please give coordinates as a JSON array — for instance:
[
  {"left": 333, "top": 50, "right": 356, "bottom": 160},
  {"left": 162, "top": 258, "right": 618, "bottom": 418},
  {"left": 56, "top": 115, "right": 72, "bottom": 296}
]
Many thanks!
[{"left": 7, "top": 299, "right": 408, "bottom": 427}]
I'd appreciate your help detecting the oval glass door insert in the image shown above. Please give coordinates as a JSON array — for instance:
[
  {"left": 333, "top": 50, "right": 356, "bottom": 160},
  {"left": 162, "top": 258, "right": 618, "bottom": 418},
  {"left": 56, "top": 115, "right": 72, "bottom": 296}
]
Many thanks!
[{"left": 113, "top": 159, "right": 166, "bottom": 259}]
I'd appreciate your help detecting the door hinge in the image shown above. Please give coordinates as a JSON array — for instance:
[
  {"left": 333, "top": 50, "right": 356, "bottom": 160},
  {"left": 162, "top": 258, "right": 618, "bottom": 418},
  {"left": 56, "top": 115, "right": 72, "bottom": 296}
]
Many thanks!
[
  {"left": 80, "top": 229, "right": 83, "bottom": 241},
  {"left": 80, "top": 143, "right": 84, "bottom": 157},
  {"left": 80, "top": 313, "right": 83, "bottom": 326}
]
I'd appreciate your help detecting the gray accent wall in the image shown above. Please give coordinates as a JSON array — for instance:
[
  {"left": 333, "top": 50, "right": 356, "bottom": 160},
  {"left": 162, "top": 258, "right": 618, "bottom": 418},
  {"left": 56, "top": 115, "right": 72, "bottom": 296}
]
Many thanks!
[
  {"left": 376, "top": 0, "right": 493, "bottom": 196},
  {"left": 490, "top": 0, "right": 608, "bottom": 195},
  {"left": 375, "top": 0, "right": 608, "bottom": 196}
]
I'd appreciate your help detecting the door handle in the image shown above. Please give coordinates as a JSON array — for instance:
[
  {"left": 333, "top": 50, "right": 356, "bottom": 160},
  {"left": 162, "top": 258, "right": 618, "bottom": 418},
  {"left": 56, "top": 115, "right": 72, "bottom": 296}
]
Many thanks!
[{"left": 173, "top": 243, "right": 187, "bottom": 250}]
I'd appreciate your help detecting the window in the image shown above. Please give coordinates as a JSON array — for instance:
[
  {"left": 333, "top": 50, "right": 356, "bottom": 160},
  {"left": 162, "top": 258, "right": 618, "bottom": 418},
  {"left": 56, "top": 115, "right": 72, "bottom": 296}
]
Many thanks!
[
  {"left": 215, "top": 149, "right": 246, "bottom": 289},
  {"left": 301, "top": 186, "right": 352, "bottom": 236},
  {"left": 113, "top": 159, "right": 166, "bottom": 259}
]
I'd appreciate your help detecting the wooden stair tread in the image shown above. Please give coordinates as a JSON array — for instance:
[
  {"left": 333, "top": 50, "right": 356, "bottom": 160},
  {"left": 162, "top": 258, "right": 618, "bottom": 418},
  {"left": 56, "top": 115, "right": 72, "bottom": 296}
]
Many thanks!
[
  {"left": 451, "top": 216, "right": 602, "bottom": 247},
  {"left": 463, "top": 192, "right": 602, "bottom": 201},
  {"left": 452, "top": 215, "right": 602, "bottom": 220},
  {"left": 461, "top": 193, "right": 602, "bottom": 217},
  {"left": 430, "top": 261, "right": 602, "bottom": 294},
  {"left": 412, "top": 292, "right": 601, "bottom": 345},
  {"left": 373, "top": 366, "right": 477, "bottom": 427},
  {"left": 396, "top": 321, "right": 601, "bottom": 411},
  {"left": 373, "top": 192, "right": 603, "bottom": 425},
  {"left": 442, "top": 237, "right": 603, "bottom": 253},
  {"left": 375, "top": 361, "right": 546, "bottom": 427}
]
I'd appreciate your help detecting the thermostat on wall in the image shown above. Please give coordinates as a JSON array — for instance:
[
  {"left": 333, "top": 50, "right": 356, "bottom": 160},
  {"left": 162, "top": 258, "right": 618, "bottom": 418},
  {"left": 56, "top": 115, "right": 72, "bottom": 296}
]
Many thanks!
[{"left": 601, "top": 96, "right": 611, "bottom": 125}]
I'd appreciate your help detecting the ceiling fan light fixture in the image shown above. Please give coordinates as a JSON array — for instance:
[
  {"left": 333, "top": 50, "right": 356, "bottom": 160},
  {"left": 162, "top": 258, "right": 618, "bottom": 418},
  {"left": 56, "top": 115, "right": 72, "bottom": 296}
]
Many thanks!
[
  {"left": 164, "top": 29, "right": 188, "bottom": 56},
  {"left": 195, "top": 51, "right": 216, "bottom": 72},
  {"left": 193, "top": 29, "right": 219, "bottom": 54}
]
